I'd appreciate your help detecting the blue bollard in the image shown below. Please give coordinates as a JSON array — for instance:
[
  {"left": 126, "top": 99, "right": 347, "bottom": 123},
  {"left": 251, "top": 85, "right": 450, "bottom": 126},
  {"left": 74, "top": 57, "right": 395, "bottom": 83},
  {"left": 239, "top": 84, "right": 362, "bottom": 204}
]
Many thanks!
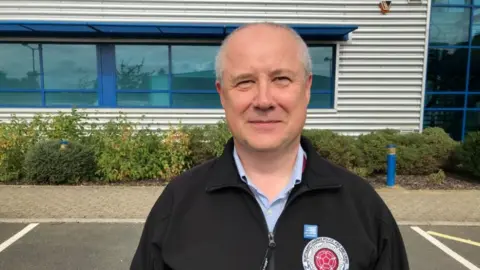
[
  {"left": 60, "top": 139, "right": 69, "bottom": 150},
  {"left": 386, "top": 144, "right": 396, "bottom": 187}
]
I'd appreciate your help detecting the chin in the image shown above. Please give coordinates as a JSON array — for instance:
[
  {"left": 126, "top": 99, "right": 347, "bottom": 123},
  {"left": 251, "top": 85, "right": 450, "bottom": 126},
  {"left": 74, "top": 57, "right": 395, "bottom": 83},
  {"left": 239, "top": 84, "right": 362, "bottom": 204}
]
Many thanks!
[{"left": 244, "top": 135, "right": 286, "bottom": 152}]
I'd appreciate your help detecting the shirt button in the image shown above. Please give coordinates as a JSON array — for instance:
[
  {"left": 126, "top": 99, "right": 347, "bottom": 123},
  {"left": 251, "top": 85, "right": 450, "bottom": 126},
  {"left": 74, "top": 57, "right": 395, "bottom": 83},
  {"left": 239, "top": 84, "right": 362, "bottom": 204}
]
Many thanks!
[{"left": 267, "top": 209, "right": 272, "bottom": 215}]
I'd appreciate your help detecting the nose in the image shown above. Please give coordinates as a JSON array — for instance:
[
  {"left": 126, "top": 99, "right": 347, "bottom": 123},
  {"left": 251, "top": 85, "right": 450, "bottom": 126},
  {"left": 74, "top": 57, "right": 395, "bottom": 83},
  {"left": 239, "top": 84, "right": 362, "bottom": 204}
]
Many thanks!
[{"left": 252, "top": 79, "right": 274, "bottom": 111}]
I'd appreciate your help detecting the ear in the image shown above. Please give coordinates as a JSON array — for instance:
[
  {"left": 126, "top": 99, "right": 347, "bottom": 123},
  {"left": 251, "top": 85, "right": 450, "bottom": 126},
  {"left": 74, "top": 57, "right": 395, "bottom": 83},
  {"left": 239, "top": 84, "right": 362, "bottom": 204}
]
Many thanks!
[
  {"left": 304, "top": 73, "right": 312, "bottom": 103},
  {"left": 215, "top": 80, "right": 222, "bottom": 95},
  {"left": 216, "top": 80, "right": 226, "bottom": 108}
]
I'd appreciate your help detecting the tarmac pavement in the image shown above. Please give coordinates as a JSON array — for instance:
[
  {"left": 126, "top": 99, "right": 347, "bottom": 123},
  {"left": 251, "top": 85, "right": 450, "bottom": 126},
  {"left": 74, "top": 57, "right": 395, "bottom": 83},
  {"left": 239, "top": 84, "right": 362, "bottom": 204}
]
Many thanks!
[
  {"left": 1, "top": 185, "right": 479, "bottom": 269},
  {"left": 0, "top": 223, "right": 478, "bottom": 270}
]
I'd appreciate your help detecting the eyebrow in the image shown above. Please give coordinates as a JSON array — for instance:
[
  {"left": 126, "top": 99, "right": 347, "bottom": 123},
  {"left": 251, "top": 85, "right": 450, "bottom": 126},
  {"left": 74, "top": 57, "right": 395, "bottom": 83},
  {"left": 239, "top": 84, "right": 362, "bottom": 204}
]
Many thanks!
[
  {"left": 229, "top": 73, "right": 255, "bottom": 85},
  {"left": 229, "top": 69, "right": 296, "bottom": 83},
  {"left": 270, "top": 68, "right": 295, "bottom": 77}
]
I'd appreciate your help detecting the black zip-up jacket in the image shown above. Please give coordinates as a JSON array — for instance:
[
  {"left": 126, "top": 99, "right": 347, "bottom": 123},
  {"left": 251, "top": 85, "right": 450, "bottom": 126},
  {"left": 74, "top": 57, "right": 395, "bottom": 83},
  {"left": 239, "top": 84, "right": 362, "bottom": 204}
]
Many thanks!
[{"left": 130, "top": 136, "right": 409, "bottom": 270}]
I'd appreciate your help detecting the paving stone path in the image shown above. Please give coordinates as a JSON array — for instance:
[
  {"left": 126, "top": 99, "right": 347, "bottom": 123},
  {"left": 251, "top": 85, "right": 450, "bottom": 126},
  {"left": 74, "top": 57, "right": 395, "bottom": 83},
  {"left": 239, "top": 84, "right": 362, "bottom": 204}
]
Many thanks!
[{"left": 1, "top": 185, "right": 479, "bottom": 222}]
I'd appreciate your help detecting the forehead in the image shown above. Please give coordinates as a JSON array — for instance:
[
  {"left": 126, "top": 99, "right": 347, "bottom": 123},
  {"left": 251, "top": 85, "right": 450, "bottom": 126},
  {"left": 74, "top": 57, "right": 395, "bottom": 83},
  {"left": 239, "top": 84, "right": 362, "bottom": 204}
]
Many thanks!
[{"left": 222, "top": 25, "right": 303, "bottom": 73}]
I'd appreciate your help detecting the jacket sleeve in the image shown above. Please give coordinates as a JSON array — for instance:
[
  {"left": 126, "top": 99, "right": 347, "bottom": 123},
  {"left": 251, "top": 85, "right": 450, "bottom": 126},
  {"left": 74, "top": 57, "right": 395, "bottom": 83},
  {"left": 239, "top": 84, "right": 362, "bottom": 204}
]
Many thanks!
[
  {"left": 130, "top": 184, "right": 174, "bottom": 270},
  {"left": 373, "top": 215, "right": 410, "bottom": 270}
]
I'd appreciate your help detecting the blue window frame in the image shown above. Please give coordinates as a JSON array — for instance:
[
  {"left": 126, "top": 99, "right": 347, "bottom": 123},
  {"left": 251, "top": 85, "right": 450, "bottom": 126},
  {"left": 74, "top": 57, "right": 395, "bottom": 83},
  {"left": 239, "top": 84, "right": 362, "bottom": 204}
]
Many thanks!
[
  {"left": 425, "top": 1, "right": 480, "bottom": 140},
  {"left": 0, "top": 42, "right": 337, "bottom": 109}
]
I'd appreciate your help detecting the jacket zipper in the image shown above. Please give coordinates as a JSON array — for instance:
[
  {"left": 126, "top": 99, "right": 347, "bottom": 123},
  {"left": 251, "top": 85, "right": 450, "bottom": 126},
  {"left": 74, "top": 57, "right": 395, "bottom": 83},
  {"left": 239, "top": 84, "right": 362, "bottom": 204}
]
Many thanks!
[
  {"left": 248, "top": 183, "right": 339, "bottom": 269},
  {"left": 259, "top": 187, "right": 305, "bottom": 270},
  {"left": 260, "top": 232, "right": 276, "bottom": 270}
]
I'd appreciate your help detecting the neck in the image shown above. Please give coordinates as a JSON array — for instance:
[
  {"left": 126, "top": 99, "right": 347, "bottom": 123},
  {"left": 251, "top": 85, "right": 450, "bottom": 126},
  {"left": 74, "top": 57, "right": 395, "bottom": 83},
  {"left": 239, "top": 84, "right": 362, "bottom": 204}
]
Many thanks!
[{"left": 234, "top": 138, "right": 300, "bottom": 179}]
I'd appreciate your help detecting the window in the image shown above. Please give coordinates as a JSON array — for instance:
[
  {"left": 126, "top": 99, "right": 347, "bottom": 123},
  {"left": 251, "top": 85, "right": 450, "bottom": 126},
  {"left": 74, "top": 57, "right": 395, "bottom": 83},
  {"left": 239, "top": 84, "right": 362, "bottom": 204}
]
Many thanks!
[
  {"left": 429, "top": 7, "right": 470, "bottom": 46},
  {"left": 309, "top": 46, "right": 335, "bottom": 108},
  {"left": 171, "top": 45, "right": 220, "bottom": 108},
  {"left": 424, "top": 111, "right": 464, "bottom": 140},
  {"left": 0, "top": 43, "right": 337, "bottom": 109},
  {"left": 0, "top": 43, "right": 98, "bottom": 107},
  {"left": 115, "top": 45, "right": 169, "bottom": 107},
  {"left": 425, "top": 0, "right": 480, "bottom": 140},
  {"left": 427, "top": 48, "right": 468, "bottom": 91}
]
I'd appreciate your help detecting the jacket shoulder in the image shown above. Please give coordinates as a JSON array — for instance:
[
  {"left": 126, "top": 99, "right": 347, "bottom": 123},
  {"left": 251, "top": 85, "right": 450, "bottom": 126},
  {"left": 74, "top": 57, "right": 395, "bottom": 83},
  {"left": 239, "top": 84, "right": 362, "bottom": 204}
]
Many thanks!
[
  {"left": 166, "top": 157, "right": 217, "bottom": 193},
  {"left": 317, "top": 157, "right": 394, "bottom": 223}
]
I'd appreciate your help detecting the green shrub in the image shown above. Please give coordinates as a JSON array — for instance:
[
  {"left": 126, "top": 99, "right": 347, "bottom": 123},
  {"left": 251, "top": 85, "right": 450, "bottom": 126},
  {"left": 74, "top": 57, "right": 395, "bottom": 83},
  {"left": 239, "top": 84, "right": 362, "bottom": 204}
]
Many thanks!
[
  {"left": 355, "top": 129, "right": 400, "bottom": 175},
  {"left": 455, "top": 131, "right": 480, "bottom": 177},
  {"left": 0, "top": 109, "right": 473, "bottom": 184},
  {"left": 427, "top": 169, "right": 446, "bottom": 185},
  {"left": 186, "top": 121, "right": 231, "bottom": 166},
  {"left": 303, "top": 129, "right": 362, "bottom": 173},
  {"left": 23, "top": 139, "right": 96, "bottom": 184},
  {"left": 92, "top": 119, "right": 163, "bottom": 182},
  {"left": 159, "top": 128, "right": 193, "bottom": 181},
  {"left": 43, "top": 109, "right": 90, "bottom": 141},
  {"left": 395, "top": 128, "right": 457, "bottom": 175},
  {"left": 91, "top": 118, "right": 192, "bottom": 182},
  {"left": 0, "top": 115, "right": 45, "bottom": 182}
]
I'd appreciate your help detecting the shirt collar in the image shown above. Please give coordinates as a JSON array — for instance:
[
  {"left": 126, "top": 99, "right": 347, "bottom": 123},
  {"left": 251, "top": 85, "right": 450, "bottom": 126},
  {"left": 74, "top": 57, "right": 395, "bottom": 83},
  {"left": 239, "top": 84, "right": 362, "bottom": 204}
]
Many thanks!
[{"left": 233, "top": 144, "right": 306, "bottom": 188}]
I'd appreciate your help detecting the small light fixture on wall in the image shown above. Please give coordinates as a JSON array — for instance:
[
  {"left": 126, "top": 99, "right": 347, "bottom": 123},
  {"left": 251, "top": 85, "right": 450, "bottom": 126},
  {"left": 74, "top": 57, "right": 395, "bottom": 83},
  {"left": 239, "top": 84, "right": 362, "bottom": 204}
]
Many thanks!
[{"left": 379, "top": 1, "right": 392, "bottom": 15}]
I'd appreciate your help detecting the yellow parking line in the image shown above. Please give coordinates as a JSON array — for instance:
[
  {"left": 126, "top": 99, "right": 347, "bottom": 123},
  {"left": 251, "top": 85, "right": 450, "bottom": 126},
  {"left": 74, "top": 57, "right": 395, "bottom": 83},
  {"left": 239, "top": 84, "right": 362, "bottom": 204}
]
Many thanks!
[{"left": 427, "top": 231, "right": 480, "bottom": 247}]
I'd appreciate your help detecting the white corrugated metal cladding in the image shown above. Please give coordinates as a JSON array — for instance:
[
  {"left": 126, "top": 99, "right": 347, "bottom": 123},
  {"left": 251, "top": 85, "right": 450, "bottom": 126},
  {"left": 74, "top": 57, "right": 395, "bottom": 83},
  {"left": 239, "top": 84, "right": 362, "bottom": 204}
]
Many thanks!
[{"left": 0, "top": 0, "right": 429, "bottom": 135}]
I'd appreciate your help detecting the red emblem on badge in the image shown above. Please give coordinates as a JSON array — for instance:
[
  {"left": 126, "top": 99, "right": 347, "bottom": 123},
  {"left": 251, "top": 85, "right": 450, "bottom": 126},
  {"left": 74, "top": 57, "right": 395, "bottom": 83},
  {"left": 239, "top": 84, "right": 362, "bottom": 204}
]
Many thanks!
[
  {"left": 302, "top": 237, "right": 349, "bottom": 270},
  {"left": 314, "top": 248, "right": 339, "bottom": 270}
]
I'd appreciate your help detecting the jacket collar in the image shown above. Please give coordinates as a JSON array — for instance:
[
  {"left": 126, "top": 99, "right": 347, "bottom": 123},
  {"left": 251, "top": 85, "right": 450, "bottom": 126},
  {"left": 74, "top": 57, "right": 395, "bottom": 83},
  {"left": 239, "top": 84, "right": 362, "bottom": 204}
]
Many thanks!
[{"left": 205, "top": 135, "right": 343, "bottom": 192}]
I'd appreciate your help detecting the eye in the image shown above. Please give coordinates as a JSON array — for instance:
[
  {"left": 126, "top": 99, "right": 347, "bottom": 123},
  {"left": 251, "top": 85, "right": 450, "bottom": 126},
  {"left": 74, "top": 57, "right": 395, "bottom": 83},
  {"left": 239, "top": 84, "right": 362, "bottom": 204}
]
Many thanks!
[
  {"left": 273, "top": 76, "right": 291, "bottom": 85},
  {"left": 236, "top": 80, "right": 254, "bottom": 88},
  {"left": 275, "top": 76, "right": 290, "bottom": 81}
]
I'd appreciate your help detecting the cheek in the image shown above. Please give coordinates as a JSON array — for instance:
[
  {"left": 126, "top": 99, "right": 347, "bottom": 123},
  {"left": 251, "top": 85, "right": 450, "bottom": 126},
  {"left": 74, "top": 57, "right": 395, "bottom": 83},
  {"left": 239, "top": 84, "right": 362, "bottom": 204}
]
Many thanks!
[
  {"left": 275, "top": 89, "right": 308, "bottom": 109},
  {"left": 226, "top": 92, "right": 254, "bottom": 112}
]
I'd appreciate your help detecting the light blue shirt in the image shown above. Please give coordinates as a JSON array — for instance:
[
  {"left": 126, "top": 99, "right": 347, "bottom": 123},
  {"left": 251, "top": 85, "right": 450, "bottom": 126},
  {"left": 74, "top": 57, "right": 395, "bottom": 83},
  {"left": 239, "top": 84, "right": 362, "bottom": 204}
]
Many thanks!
[{"left": 233, "top": 145, "right": 306, "bottom": 232}]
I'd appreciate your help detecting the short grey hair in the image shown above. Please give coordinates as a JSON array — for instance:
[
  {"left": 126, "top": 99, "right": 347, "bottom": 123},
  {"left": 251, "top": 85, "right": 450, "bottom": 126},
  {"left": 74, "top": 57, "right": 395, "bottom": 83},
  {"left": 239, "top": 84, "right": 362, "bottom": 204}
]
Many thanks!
[{"left": 214, "top": 22, "right": 312, "bottom": 84}]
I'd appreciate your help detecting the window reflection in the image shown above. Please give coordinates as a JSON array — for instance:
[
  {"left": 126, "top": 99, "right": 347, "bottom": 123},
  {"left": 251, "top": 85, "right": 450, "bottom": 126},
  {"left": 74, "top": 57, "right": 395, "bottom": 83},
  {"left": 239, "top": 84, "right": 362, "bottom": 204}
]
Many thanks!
[
  {"left": 309, "top": 94, "right": 333, "bottom": 108},
  {"left": 117, "top": 93, "right": 169, "bottom": 107},
  {"left": 433, "top": 0, "right": 471, "bottom": 4},
  {"left": 172, "top": 93, "right": 221, "bottom": 108},
  {"left": 0, "top": 44, "right": 41, "bottom": 90},
  {"left": 309, "top": 46, "right": 334, "bottom": 90},
  {"left": 171, "top": 45, "right": 218, "bottom": 91},
  {"left": 467, "top": 94, "right": 480, "bottom": 107},
  {"left": 0, "top": 43, "right": 337, "bottom": 109},
  {"left": 115, "top": 45, "right": 169, "bottom": 90},
  {"left": 427, "top": 48, "right": 468, "bottom": 91},
  {"left": 46, "top": 92, "right": 98, "bottom": 106},
  {"left": 0, "top": 92, "right": 41, "bottom": 106},
  {"left": 466, "top": 111, "right": 480, "bottom": 132},
  {"left": 43, "top": 44, "right": 97, "bottom": 90},
  {"left": 424, "top": 111, "right": 464, "bottom": 140},
  {"left": 429, "top": 7, "right": 470, "bottom": 46},
  {"left": 473, "top": 9, "right": 480, "bottom": 45},
  {"left": 425, "top": 94, "right": 465, "bottom": 108},
  {"left": 469, "top": 49, "right": 480, "bottom": 91}
]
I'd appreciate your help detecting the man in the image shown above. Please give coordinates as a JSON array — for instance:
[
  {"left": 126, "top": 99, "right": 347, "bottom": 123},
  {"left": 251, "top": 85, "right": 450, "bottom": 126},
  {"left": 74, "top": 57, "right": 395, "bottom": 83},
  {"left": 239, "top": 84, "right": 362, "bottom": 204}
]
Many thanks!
[{"left": 130, "top": 22, "right": 409, "bottom": 270}]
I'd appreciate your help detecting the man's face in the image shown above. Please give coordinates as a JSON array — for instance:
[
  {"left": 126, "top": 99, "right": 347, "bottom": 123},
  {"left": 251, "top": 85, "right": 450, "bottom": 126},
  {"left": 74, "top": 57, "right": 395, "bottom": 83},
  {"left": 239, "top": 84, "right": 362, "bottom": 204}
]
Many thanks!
[{"left": 216, "top": 25, "right": 312, "bottom": 152}]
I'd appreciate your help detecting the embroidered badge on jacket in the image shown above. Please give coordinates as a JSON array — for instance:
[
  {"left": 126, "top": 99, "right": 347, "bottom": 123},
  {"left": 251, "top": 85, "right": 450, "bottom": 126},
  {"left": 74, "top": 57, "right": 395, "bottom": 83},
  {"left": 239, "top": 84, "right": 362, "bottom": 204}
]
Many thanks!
[{"left": 302, "top": 237, "right": 350, "bottom": 270}]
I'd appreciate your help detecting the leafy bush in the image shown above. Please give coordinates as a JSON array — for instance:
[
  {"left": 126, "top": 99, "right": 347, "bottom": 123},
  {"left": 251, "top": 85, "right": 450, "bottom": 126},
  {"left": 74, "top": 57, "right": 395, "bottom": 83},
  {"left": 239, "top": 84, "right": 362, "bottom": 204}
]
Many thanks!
[
  {"left": 302, "top": 129, "right": 362, "bottom": 173},
  {"left": 354, "top": 129, "right": 400, "bottom": 175},
  {"left": 43, "top": 109, "right": 91, "bottom": 141},
  {"left": 0, "top": 109, "right": 474, "bottom": 184},
  {"left": 186, "top": 121, "right": 231, "bottom": 166},
  {"left": 0, "top": 115, "right": 44, "bottom": 182},
  {"left": 427, "top": 169, "right": 446, "bottom": 185},
  {"left": 90, "top": 117, "right": 193, "bottom": 182},
  {"left": 455, "top": 131, "right": 480, "bottom": 177},
  {"left": 91, "top": 118, "right": 164, "bottom": 182},
  {"left": 23, "top": 139, "right": 96, "bottom": 184}
]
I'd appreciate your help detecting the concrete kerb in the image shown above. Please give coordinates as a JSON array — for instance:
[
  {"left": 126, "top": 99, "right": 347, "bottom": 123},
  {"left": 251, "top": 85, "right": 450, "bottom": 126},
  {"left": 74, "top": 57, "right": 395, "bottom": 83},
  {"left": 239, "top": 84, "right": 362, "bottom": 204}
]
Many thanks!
[{"left": 1, "top": 219, "right": 480, "bottom": 226}]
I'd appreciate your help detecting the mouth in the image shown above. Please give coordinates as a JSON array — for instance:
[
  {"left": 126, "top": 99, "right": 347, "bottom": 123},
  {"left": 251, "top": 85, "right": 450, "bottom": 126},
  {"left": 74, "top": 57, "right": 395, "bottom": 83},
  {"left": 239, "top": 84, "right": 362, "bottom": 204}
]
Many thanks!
[{"left": 248, "top": 120, "right": 281, "bottom": 124}]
